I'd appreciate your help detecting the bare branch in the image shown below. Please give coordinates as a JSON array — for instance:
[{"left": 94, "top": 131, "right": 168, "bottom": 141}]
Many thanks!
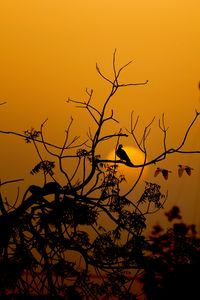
[
  {"left": 96, "top": 63, "right": 114, "bottom": 85},
  {"left": 118, "top": 80, "right": 148, "bottom": 87},
  {"left": 67, "top": 92, "right": 101, "bottom": 125},
  {"left": 112, "top": 48, "right": 118, "bottom": 85},
  {"left": 0, "top": 129, "right": 65, "bottom": 150},
  {"left": 158, "top": 113, "right": 168, "bottom": 154},
  {"left": 139, "top": 116, "right": 155, "bottom": 150},
  {"left": 0, "top": 178, "right": 24, "bottom": 187},
  {"left": 176, "top": 109, "right": 200, "bottom": 151},
  {"left": 1, "top": 52, "right": 200, "bottom": 298}
]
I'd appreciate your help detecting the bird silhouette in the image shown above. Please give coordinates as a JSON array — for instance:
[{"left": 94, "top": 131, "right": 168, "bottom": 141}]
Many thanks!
[
  {"left": 154, "top": 167, "right": 172, "bottom": 180},
  {"left": 116, "top": 144, "right": 134, "bottom": 167},
  {"left": 178, "top": 165, "right": 194, "bottom": 177}
]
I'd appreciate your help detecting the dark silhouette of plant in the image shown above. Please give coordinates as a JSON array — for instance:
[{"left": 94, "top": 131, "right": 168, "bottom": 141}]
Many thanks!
[
  {"left": 140, "top": 205, "right": 200, "bottom": 300},
  {"left": 0, "top": 51, "right": 200, "bottom": 299}
]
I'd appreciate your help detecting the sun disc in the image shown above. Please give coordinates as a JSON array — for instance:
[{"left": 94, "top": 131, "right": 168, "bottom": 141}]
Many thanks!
[{"left": 107, "top": 146, "right": 148, "bottom": 182}]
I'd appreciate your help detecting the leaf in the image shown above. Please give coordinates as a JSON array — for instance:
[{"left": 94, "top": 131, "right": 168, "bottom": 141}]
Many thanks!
[{"left": 30, "top": 160, "right": 55, "bottom": 175}]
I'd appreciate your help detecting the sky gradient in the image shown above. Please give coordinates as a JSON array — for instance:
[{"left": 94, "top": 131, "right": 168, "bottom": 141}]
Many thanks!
[{"left": 1, "top": 0, "right": 200, "bottom": 228}]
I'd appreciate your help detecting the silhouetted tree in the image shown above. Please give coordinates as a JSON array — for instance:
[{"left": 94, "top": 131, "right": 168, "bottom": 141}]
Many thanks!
[
  {"left": 0, "top": 51, "right": 200, "bottom": 299},
  {"left": 140, "top": 206, "right": 200, "bottom": 300}
]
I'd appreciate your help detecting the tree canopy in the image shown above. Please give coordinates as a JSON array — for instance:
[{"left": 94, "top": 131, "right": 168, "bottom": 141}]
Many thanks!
[{"left": 0, "top": 52, "right": 200, "bottom": 299}]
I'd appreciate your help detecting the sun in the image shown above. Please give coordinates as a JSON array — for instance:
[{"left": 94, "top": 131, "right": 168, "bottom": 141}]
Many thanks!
[{"left": 107, "top": 145, "right": 149, "bottom": 183}]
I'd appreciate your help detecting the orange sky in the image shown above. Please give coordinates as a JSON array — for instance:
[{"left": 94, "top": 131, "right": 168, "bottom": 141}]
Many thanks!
[{"left": 1, "top": 0, "right": 200, "bottom": 228}]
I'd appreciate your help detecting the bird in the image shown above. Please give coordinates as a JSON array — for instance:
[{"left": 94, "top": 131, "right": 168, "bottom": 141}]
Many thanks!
[
  {"left": 154, "top": 167, "right": 172, "bottom": 180},
  {"left": 178, "top": 165, "right": 194, "bottom": 177},
  {"left": 116, "top": 144, "right": 134, "bottom": 167}
]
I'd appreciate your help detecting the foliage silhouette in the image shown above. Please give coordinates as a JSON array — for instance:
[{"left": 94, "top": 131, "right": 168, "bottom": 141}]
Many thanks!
[
  {"left": 0, "top": 51, "right": 200, "bottom": 299},
  {"left": 140, "top": 206, "right": 200, "bottom": 300}
]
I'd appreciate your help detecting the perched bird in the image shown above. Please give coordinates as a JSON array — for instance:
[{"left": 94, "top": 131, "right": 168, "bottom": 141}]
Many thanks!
[
  {"left": 178, "top": 165, "right": 194, "bottom": 177},
  {"left": 154, "top": 167, "right": 172, "bottom": 180},
  {"left": 116, "top": 144, "right": 134, "bottom": 167}
]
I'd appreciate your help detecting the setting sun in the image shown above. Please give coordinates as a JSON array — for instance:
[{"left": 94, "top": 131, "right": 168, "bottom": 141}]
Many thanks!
[
  {"left": 1, "top": 1, "right": 200, "bottom": 298},
  {"left": 107, "top": 145, "right": 149, "bottom": 183}
]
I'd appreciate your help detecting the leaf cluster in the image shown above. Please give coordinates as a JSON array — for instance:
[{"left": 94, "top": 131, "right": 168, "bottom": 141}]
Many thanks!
[{"left": 1, "top": 51, "right": 200, "bottom": 299}]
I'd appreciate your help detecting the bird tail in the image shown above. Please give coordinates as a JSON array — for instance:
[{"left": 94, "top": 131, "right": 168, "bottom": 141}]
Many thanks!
[{"left": 125, "top": 161, "right": 134, "bottom": 167}]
